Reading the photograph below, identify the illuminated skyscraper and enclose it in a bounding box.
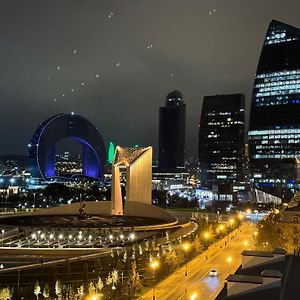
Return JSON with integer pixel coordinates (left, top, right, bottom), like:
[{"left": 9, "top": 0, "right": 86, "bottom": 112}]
[
  {"left": 198, "top": 94, "right": 245, "bottom": 187},
  {"left": 158, "top": 90, "right": 186, "bottom": 169},
  {"left": 107, "top": 142, "right": 115, "bottom": 164},
  {"left": 248, "top": 20, "right": 300, "bottom": 196}
]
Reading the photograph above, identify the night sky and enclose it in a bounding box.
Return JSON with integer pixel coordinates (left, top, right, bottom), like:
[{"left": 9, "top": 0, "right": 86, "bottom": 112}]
[{"left": 1, "top": 0, "right": 299, "bottom": 159}]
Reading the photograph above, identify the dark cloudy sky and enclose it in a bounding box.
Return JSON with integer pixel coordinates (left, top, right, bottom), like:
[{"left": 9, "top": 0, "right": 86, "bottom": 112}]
[{"left": 0, "top": 0, "right": 299, "bottom": 158}]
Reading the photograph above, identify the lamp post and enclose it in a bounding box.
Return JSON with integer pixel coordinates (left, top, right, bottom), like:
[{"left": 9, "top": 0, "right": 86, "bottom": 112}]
[
  {"left": 149, "top": 259, "right": 159, "bottom": 300},
  {"left": 227, "top": 256, "right": 232, "bottom": 273},
  {"left": 182, "top": 242, "right": 191, "bottom": 276},
  {"left": 253, "top": 230, "right": 258, "bottom": 250},
  {"left": 204, "top": 232, "right": 210, "bottom": 259}
]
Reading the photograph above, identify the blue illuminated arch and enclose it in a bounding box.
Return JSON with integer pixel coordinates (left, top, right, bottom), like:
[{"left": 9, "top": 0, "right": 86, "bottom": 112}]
[{"left": 28, "top": 113, "right": 106, "bottom": 179}]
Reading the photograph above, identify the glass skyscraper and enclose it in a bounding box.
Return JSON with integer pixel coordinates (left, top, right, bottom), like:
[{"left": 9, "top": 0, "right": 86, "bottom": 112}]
[
  {"left": 249, "top": 20, "right": 300, "bottom": 197},
  {"left": 158, "top": 90, "right": 186, "bottom": 170},
  {"left": 198, "top": 94, "right": 245, "bottom": 187}
]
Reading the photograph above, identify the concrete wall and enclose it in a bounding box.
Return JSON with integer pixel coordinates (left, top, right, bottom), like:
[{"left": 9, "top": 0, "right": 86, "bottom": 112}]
[{"left": 126, "top": 147, "right": 152, "bottom": 205}]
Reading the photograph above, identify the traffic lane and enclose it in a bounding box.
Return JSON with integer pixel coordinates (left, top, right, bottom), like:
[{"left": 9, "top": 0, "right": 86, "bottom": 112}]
[{"left": 162, "top": 225, "right": 254, "bottom": 300}]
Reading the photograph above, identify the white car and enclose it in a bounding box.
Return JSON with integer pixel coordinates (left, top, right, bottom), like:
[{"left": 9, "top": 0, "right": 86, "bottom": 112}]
[{"left": 209, "top": 269, "right": 219, "bottom": 277}]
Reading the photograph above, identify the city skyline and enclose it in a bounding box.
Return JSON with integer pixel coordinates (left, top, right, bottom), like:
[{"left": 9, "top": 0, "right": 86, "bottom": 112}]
[{"left": 0, "top": 1, "right": 300, "bottom": 158}]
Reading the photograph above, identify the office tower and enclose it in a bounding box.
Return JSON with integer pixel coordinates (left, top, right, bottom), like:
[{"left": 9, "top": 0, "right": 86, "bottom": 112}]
[
  {"left": 158, "top": 90, "right": 186, "bottom": 169},
  {"left": 248, "top": 20, "right": 300, "bottom": 197},
  {"left": 107, "top": 142, "right": 115, "bottom": 164},
  {"left": 198, "top": 94, "right": 245, "bottom": 187}
]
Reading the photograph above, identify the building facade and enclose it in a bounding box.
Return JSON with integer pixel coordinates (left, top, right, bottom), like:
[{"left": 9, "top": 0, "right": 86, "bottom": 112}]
[
  {"left": 248, "top": 20, "right": 300, "bottom": 197},
  {"left": 158, "top": 90, "right": 186, "bottom": 170},
  {"left": 28, "top": 113, "right": 106, "bottom": 179},
  {"left": 198, "top": 94, "right": 246, "bottom": 188}
]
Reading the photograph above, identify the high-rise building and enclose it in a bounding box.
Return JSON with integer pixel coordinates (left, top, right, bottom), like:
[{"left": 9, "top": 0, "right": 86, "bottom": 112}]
[
  {"left": 198, "top": 94, "right": 245, "bottom": 187},
  {"left": 248, "top": 20, "right": 300, "bottom": 197},
  {"left": 107, "top": 142, "right": 115, "bottom": 164},
  {"left": 158, "top": 90, "right": 186, "bottom": 170}
]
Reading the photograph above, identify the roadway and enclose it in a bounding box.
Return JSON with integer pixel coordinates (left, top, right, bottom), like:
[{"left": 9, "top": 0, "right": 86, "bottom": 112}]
[{"left": 139, "top": 222, "right": 255, "bottom": 300}]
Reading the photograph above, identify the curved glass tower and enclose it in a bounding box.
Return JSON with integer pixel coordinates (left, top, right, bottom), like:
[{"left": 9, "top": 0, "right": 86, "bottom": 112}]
[
  {"left": 248, "top": 20, "right": 300, "bottom": 196},
  {"left": 28, "top": 113, "right": 106, "bottom": 179}
]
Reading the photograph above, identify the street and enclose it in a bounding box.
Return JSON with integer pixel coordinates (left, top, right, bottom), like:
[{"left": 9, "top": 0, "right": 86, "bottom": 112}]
[{"left": 139, "top": 222, "right": 255, "bottom": 300}]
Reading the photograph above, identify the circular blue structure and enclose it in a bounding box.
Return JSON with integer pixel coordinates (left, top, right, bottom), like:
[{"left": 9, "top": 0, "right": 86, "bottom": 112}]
[{"left": 28, "top": 113, "right": 106, "bottom": 180}]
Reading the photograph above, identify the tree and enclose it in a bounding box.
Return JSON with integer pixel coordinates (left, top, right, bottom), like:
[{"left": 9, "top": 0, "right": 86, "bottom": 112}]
[
  {"left": 68, "top": 286, "right": 76, "bottom": 300},
  {"left": 43, "top": 283, "right": 50, "bottom": 299},
  {"left": 34, "top": 281, "right": 41, "bottom": 300},
  {"left": 106, "top": 273, "right": 113, "bottom": 286},
  {"left": 76, "top": 285, "right": 84, "bottom": 299},
  {"left": 88, "top": 282, "right": 96, "bottom": 295},
  {"left": 164, "top": 249, "right": 178, "bottom": 272},
  {"left": 111, "top": 269, "right": 119, "bottom": 286},
  {"left": 257, "top": 218, "right": 286, "bottom": 250},
  {"left": 55, "top": 280, "right": 63, "bottom": 300},
  {"left": 0, "top": 287, "right": 12, "bottom": 300},
  {"left": 96, "top": 277, "right": 104, "bottom": 294},
  {"left": 128, "top": 261, "right": 142, "bottom": 296}
]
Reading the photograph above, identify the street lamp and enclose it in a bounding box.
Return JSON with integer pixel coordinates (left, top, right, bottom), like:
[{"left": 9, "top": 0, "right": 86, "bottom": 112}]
[
  {"left": 243, "top": 240, "right": 249, "bottom": 248},
  {"left": 237, "top": 213, "right": 244, "bottom": 220},
  {"left": 190, "top": 291, "right": 198, "bottom": 300},
  {"left": 182, "top": 242, "right": 190, "bottom": 276},
  {"left": 253, "top": 230, "right": 258, "bottom": 250},
  {"left": 229, "top": 218, "right": 235, "bottom": 226},
  {"left": 227, "top": 256, "right": 232, "bottom": 273},
  {"left": 203, "top": 232, "right": 210, "bottom": 259},
  {"left": 149, "top": 259, "right": 159, "bottom": 300}
]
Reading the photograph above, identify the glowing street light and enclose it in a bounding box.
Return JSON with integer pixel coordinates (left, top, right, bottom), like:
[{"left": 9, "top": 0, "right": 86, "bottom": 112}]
[
  {"left": 190, "top": 291, "right": 198, "bottom": 300},
  {"left": 203, "top": 232, "right": 210, "bottom": 259},
  {"left": 182, "top": 242, "right": 191, "bottom": 276},
  {"left": 218, "top": 224, "right": 225, "bottom": 231},
  {"left": 227, "top": 256, "right": 232, "bottom": 273},
  {"left": 237, "top": 213, "right": 244, "bottom": 220},
  {"left": 129, "top": 233, "right": 135, "bottom": 240},
  {"left": 246, "top": 208, "right": 252, "bottom": 214},
  {"left": 243, "top": 240, "right": 249, "bottom": 248},
  {"left": 149, "top": 259, "right": 160, "bottom": 300}
]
